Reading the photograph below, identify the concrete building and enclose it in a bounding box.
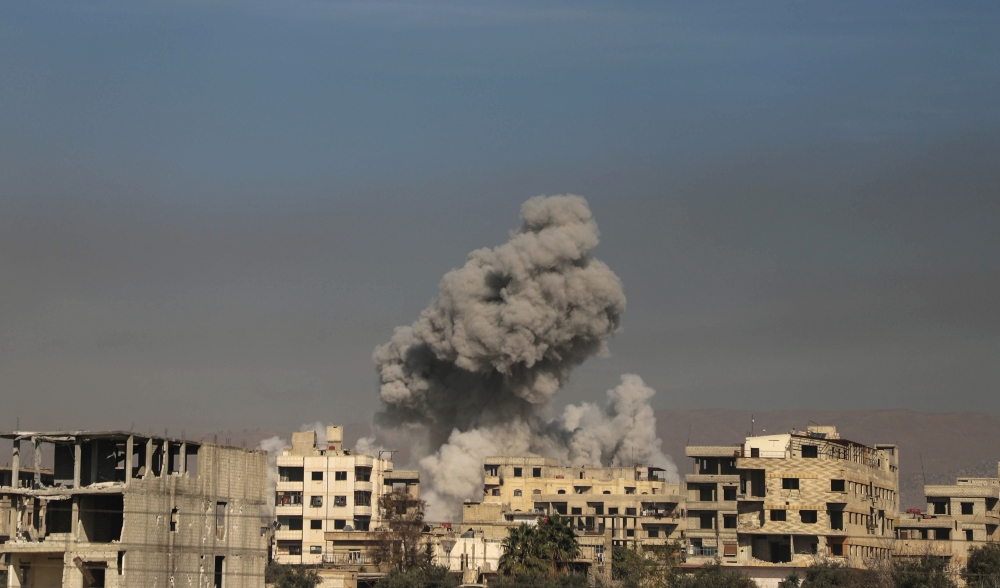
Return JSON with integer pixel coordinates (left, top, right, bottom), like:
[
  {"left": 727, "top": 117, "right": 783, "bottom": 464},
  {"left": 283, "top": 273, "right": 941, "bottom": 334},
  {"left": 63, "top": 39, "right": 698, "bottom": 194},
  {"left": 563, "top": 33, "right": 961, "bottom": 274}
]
[
  {"left": 454, "top": 456, "right": 683, "bottom": 583},
  {"left": 270, "top": 426, "right": 419, "bottom": 566},
  {"left": 0, "top": 430, "right": 268, "bottom": 588},
  {"left": 684, "top": 425, "right": 899, "bottom": 587},
  {"left": 894, "top": 464, "right": 1000, "bottom": 573}
]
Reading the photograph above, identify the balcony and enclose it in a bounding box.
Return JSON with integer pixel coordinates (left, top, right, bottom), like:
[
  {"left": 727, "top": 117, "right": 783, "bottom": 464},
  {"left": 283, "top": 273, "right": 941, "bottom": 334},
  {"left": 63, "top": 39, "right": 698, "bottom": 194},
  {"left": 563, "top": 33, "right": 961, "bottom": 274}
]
[
  {"left": 354, "top": 481, "right": 373, "bottom": 492},
  {"left": 276, "top": 504, "right": 303, "bottom": 516},
  {"left": 274, "top": 529, "right": 303, "bottom": 540},
  {"left": 686, "top": 474, "right": 740, "bottom": 484},
  {"left": 276, "top": 481, "right": 304, "bottom": 492},
  {"left": 354, "top": 505, "right": 373, "bottom": 516},
  {"left": 689, "top": 546, "right": 718, "bottom": 557},
  {"left": 484, "top": 476, "right": 500, "bottom": 486},
  {"left": 687, "top": 501, "right": 736, "bottom": 511}
]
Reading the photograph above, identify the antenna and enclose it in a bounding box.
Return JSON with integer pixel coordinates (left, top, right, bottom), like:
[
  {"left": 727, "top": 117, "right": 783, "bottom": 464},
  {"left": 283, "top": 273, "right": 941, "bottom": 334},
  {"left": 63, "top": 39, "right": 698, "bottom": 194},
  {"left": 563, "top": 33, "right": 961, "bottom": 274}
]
[
  {"left": 686, "top": 424, "right": 691, "bottom": 446},
  {"left": 750, "top": 414, "right": 754, "bottom": 436},
  {"left": 919, "top": 452, "right": 927, "bottom": 487}
]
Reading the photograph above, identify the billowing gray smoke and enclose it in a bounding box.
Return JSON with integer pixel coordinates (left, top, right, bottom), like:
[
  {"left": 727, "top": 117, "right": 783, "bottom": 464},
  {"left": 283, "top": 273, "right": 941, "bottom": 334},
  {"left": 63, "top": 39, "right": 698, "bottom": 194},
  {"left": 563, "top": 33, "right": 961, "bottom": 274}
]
[{"left": 365, "top": 195, "right": 677, "bottom": 519}]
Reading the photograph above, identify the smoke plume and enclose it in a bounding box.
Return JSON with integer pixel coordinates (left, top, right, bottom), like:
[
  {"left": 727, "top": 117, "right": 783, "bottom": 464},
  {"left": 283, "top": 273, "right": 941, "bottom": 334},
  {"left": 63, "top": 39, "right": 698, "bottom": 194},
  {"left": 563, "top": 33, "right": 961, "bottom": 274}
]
[{"left": 366, "top": 195, "right": 676, "bottom": 519}]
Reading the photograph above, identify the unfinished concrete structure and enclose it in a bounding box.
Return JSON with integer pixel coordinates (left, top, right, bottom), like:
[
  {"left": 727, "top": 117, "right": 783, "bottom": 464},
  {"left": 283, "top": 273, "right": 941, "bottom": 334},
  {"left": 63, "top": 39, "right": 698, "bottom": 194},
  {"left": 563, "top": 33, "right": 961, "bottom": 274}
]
[
  {"left": 0, "top": 431, "right": 268, "bottom": 588},
  {"left": 271, "top": 426, "right": 419, "bottom": 566},
  {"left": 894, "top": 463, "right": 1000, "bottom": 573},
  {"left": 684, "top": 425, "right": 900, "bottom": 588}
]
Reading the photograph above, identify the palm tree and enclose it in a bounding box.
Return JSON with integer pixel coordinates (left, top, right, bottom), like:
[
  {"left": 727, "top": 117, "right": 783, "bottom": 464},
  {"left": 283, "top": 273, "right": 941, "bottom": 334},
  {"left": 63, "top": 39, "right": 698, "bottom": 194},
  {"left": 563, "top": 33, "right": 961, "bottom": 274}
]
[
  {"left": 537, "top": 514, "right": 579, "bottom": 573},
  {"left": 498, "top": 515, "right": 580, "bottom": 577}
]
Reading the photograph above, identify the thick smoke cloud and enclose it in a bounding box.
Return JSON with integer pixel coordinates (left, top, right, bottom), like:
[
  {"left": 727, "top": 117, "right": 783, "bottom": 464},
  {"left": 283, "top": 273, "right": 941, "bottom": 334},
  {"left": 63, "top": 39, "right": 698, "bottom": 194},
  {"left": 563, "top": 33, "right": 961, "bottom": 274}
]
[{"left": 366, "top": 195, "right": 676, "bottom": 519}]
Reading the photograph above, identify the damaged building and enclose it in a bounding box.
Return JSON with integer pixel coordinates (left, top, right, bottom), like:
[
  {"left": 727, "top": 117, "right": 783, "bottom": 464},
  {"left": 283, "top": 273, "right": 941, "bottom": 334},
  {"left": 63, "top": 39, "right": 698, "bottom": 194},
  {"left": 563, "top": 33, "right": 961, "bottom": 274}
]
[
  {"left": 684, "top": 425, "right": 900, "bottom": 587},
  {"left": 0, "top": 431, "right": 268, "bottom": 588}
]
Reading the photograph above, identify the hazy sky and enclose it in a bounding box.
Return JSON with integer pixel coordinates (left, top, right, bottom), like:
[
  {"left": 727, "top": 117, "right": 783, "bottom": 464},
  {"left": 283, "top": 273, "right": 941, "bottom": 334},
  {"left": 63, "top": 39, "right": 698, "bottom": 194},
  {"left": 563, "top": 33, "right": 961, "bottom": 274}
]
[{"left": 1, "top": 1, "right": 998, "bottom": 435}]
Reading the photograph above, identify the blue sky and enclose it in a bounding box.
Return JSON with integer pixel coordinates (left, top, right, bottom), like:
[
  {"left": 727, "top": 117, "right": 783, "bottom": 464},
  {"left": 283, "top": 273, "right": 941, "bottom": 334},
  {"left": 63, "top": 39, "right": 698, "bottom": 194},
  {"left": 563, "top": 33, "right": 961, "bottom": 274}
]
[{"left": 1, "top": 1, "right": 998, "bottom": 433}]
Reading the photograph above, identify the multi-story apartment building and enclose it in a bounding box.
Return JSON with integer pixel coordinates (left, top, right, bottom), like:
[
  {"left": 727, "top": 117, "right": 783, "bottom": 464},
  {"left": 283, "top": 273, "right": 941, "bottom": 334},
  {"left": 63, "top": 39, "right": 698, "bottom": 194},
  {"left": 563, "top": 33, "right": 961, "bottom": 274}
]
[
  {"left": 1, "top": 430, "right": 268, "bottom": 588},
  {"left": 685, "top": 425, "right": 899, "bottom": 587},
  {"left": 895, "top": 464, "right": 1000, "bottom": 572},
  {"left": 455, "top": 456, "right": 683, "bottom": 583},
  {"left": 271, "top": 426, "right": 419, "bottom": 566}
]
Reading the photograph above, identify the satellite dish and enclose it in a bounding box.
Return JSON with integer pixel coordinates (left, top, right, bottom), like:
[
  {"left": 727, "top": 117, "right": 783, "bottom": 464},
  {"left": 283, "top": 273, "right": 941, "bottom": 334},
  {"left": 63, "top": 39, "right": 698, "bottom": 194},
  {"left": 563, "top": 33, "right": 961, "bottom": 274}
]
[{"left": 344, "top": 525, "right": 354, "bottom": 531}]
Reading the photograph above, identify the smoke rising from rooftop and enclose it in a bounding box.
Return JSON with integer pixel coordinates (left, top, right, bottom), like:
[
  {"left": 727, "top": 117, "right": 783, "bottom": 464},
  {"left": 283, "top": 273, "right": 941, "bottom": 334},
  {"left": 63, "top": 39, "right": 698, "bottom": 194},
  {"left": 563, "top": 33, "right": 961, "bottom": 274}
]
[{"left": 364, "top": 194, "right": 676, "bottom": 518}]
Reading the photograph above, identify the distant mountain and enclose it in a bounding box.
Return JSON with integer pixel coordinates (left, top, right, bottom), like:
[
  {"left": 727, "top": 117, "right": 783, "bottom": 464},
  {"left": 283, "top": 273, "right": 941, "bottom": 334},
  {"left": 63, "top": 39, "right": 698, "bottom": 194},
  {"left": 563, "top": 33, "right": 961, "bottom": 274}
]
[{"left": 655, "top": 408, "right": 1000, "bottom": 509}]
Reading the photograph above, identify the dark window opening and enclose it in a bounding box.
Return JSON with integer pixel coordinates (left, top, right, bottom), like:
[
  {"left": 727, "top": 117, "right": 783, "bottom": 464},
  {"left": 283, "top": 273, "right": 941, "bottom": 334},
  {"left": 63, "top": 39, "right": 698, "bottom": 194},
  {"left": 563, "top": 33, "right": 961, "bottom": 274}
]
[
  {"left": 801, "top": 510, "right": 817, "bottom": 523},
  {"left": 334, "top": 495, "right": 347, "bottom": 507},
  {"left": 278, "top": 516, "right": 302, "bottom": 531},
  {"left": 699, "top": 486, "right": 714, "bottom": 501},
  {"left": 699, "top": 514, "right": 714, "bottom": 529},
  {"left": 936, "top": 529, "right": 951, "bottom": 540},
  {"left": 214, "top": 555, "right": 225, "bottom": 588},
  {"left": 802, "top": 445, "right": 818, "bottom": 458},
  {"left": 355, "top": 467, "right": 371, "bottom": 482},
  {"left": 170, "top": 508, "right": 178, "bottom": 532},
  {"left": 310, "top": 519, "right": 322, "bottom": 530},
  {"left": 724, "top": 486, "right": 737, "bottom": 501},
  {"left": 648, "top": 527, "right": 659, "bottom": 538},
  {"left": 782, "top": 478, "right": 799, "bottom": 490},
  {"left": 554, "top": 503, "right": 567, "bottom": 515},
  {"left": 117, "top": 552, "right": 124, "bottom": 575},
  {"left": 354, "top": 491, "right": 372, "bottom": 506},
  {"left": 750, "top": 447, "right": 760, "bottom": 458},
  {"left": 311, "top": 471, "right": 323, "bottom": 481},
  {"left": 216, "top": 502, "right": 227, "bottom": 540},
  {"left": 334, "top": 519, "right": 346, "bottom": 530},
  {"left": 353, "top": 517, "right": 371, "bottom": 531},
  {"left": 967, "top": 530, "right": 974, "bottom": 541},
  {"left": 513, "top": 467, "right": 522, "bottom": 477},
  {"left": 962, "top": 502, "right": 974, "bottom": 515},
  {"left": 85, "top": 564, "right": 107, "bottom": 588},
  {"left": 724, "top": 515, "right": 737, "bottom": 529},
  {"left": 47, "top": 500, "right": 72, "bottom": 534},
  {"left": 185, "top": 447, "right": 199, "bottom": 478},
  {"left": 933, "top": 502, "right": 947, "bottom": 515},
  {"left": 829, "top": 510, "right": 844, "bottom": 530},
  {"left": 80, "top": 495, "right": 124, "bottom": 542},
  {"left": 831, "top": 543, "right": 843, "bottom": 556},
  {"left": 532, "top": 468, "right": 542, "bottom": 478},
  {"left": 608, "top": 507, "right": 618, "bottom": 515},
  {"left": 279, "top": 467, "right": 304, "bottom": 482},
  {"left": 571, "top": 507, "right": 582, "bottom": 515},
  {"left": 770, "top": 510, "right": 786, "bottom": 521},
  {"left": 626, "top": 508, "right": 637, "bottom": 516},
  {"left": 831, "top": 479, "right": 845, "bottom": 492},
  {"left": 335, "top": 471, "right": 347, "bottom": 481}
]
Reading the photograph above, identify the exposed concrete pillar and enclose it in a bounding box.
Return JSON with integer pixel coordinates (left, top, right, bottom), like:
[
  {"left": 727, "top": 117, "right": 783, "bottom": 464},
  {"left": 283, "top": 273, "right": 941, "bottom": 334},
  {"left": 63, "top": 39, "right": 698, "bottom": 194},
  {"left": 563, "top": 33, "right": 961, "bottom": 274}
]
[
  {"left": 39, "top": 500, "right": 47, "bottom": 538},
  {"left": 73, "top": 441, "right": 82, "bottom": 488},
  {"left": 11, "top": 439, "right": 20, "bottom": 488},
  {"left": 33, "top": 438, "right": 41, "bottom": 488},
  {"left": 71, "top": 495, "right": 79, "bottom": 540},
  {"left": 180, "top": 442, "right": 187, "bottom": 476},
  {"left": 145, "top": 438, "right": 154, "bottom": 478},
  {"left": 126, "top": 435, "right": 134, "bottom": 481},
  {"left": 161, "top": 440, "right": 169, "bottom": 475}
]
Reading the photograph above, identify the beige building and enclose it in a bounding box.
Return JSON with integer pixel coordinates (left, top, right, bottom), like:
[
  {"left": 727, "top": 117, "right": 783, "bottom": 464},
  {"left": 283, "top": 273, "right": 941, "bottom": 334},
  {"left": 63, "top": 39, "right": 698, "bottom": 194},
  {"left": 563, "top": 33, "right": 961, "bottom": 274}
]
[
  {"left": 0, "top": 430, "right": 268, "bottom": 588},
  {"left": 685, "top": 425, "right": 899, "bottom": 586},
  {"left": 895, "top": 464, "right": 1000, "bottom": 572},
  {"left": 454, "top": 456, "right": 683, "bottom": 583},
  {"left": 271, "top": 426, "right": 419, "bottom": 566}
]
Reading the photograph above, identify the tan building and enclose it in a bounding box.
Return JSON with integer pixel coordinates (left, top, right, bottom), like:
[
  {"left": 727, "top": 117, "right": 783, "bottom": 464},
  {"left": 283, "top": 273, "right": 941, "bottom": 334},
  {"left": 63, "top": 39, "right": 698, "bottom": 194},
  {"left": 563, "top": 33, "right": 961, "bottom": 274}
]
[
  {"left": 0, "top": 430, "right": 268, "bottom": 588},
  {"left": 685, "top": 425, "right": 899, "bottom": 586},
  {"left": 271, "top": 426, "right": 419, "bottom": 566},
  {"left": 894, "top": 464, "right": 1000, "bottom": 572},
  {"left": 455, "top": 456, "right": 683, "bottom": 583}
]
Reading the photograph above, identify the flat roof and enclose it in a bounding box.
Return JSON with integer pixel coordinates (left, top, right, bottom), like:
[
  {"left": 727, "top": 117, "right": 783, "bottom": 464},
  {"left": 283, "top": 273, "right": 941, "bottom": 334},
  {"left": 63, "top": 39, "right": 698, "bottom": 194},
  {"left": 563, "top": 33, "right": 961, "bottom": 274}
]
[{"left": 0, "top": 430, "right": 203, "bottom": 447}]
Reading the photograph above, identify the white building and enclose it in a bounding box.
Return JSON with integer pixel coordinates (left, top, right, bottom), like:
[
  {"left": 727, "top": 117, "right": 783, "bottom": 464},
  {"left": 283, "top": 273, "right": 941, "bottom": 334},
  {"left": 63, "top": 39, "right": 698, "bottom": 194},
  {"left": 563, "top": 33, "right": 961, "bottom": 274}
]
[{"left": 272, "top": 426, "right": 419, "bottom": 565}]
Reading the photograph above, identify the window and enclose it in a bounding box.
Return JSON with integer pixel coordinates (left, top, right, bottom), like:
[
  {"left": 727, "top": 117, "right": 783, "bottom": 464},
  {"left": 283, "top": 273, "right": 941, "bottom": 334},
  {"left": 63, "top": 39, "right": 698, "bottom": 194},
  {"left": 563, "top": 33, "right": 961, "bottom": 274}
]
[
  {"left": 170, "top": 508, "right": 178, "bottom": 532},
  {"left": 626, "top": 529, "right": 634, "bottom": 537},
  {"left": 310, "top": 496, "right": 323, "bottom": 508},
  {"left": 216, "top": 502, "right": 227, "bottom": 540},
  {"left": 648, "top": 527, "right": 659, "bottom": 538},
  {"left": 514, "top": 490, "right": 522, "bottom": 497},
  {"left": 967, "top": 530, "right": 974, "bottom": 541},
  {"left": 309, "top": 546, "right": 322, "bottom": 554},
  {"left": 334, "top": 495, "right": 347, "bottom": 507},
  {"left": 310, "top": 520, "right": 322, "bottom": 530},
  {"left": 723, "top": 542, "right": 738, "bottom": 556},
  {"left": 492, "top": 489, "right": 500, "bottom": 496},
  {"left": 533, "top": 468, "right": 542, "bottom": 478},
  {"left": 933, "top": 502, "right": 947, "bottom": 515},
  {"left": 802, "top": 445, "right": 818, "bottom": 458},
  {"left": 334, "top": 519, "right": 346, "bottom": 530},
  {"left": 800, "top": 510, "right": 817, "bottom": 524},
  {"left": 354, "top": 491, "right": 372, "bottom": 506},
  {"left": 355, "top": 467, "right": 371, "bottom": 482},
  {"left": 962, "top": 502, "right": 974, "bottom": 515},
  {"left": 750, "top": 447, "right": 760, "bottom": 458},
  {"left": 572, "top": 507, "right": 582, "bottom": 515},
  {"left": 770, "top": 510, "right": 786, "bottom": 521},
  {"left": 608, "top": 507, "right": 619, "bottom": 515},
  {"left": 513, "top": 468, "right": 522, "bottom": 477},
  {"left": 936, "top": 529, "right": 951, "bottom": 540},
  {"left": 782, "top": 478, "right": 799, "bottom": 490},
  {"left": 485, "top": 465, "right": 499, "bottom": 477},
  {"left": 311, "top": 471, "right": 323, "bottom": 481},
  {"left": 554, "top": 503, "right": 567, "bottom": 515},
  {"left": 279, "top": 467, "right": 304, "bottom": 482},
  {"left": 724, "top": 487, "right": 737, "bottom": 501},
  {"left": 625, "top": 487, "right": 636, "bottom": 495},
  {"left": 214, "top": 556, "right": 225, "bottom": 588},
  {"left": 831, "top": 543, "right": 843, "bottom": 556},
  {"left": 699, "top": 487, "right": 714, "bottom": 501},
  {"left": 724, "top": 515, "right": 737, "bottom": 529},
  {"left": 335, "top": 471, "right": 347, "bottom": 481},
  {"left": 829, "top": 510, "right": 844, "bottom": 530},
  {"left": 831, "top": 479, "right": 845, "bottom": 492},
  {"left": 626, "top": 508, "right": 637, "bottom": 516},
  {"left": 699, "top": 514, "right": 714, "bottom": 529},
  {"left": 279, "top": 516, "right": 302, "bottom": 531},
  {"left": 557, "top": 489, "right": 566, "bottom": 494}
]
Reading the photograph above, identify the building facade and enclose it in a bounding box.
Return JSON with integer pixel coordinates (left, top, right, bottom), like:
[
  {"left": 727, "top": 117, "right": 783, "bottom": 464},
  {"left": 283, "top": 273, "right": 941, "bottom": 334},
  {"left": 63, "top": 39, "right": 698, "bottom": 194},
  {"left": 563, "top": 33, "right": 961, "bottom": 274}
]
[
  {"left": 271, "top": 426, "right": 419, "bottom": 566},
  {"left": 684, "top": 425, "right": 900, "bottom": 586},
  {"left": 895, "top": 464, "right": 1000, "bottom": 573},
  {"left": 0, "top": 430, "right": 268, "bottom": 588}
]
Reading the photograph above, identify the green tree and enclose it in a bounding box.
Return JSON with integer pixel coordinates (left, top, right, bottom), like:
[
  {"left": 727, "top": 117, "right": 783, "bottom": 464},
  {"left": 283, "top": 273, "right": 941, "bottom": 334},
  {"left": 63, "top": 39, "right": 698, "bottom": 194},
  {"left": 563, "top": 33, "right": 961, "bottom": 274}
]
[
  {"left": 894, "top": 556, "right": 956, "bottom": 588},
  {"left": 798, "top": 562, "right": 872, "bottom": 588},
  {"left": 965, "top": 543, "right": 1000, "bottom": 588},
  {"left": 264, "top": 562, "right": 321, "bottom": 588},
  {"left": 497, "top": 515, "right": 580, "bottom": 577},
  {"left": 671, "top": 563, "right": 758, "bottom": 588},
  {"left": 777, "top": 575, "right": 801, "bottom": 588},
  {"left": 611, "top": 543, "right": 684, "bottom": 588},
  {"left": 378, "top": 564, "right": 459, "bottom": 588},
  {"left": 372, "top": 489, "right": 432, "bottom": 572}
]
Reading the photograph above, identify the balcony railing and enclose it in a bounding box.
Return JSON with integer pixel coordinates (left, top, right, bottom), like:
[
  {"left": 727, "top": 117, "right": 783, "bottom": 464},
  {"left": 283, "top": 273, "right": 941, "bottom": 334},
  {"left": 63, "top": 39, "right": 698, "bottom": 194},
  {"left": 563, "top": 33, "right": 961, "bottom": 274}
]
[
  {"left": 690, "top": 546, "right": 718, "bottom": 557},
  {"left": 322, "top": 554, "right": 376, "bottom": 565}
]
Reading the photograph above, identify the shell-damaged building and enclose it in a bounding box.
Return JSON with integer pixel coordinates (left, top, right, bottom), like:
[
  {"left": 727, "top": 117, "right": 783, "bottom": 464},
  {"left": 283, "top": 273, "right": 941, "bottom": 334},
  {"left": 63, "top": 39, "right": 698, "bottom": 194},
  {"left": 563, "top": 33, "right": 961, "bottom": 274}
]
[{"left": 0, "top": 430, "right": 268, "bottom": 588}]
